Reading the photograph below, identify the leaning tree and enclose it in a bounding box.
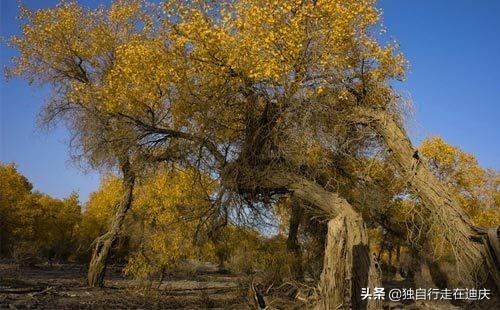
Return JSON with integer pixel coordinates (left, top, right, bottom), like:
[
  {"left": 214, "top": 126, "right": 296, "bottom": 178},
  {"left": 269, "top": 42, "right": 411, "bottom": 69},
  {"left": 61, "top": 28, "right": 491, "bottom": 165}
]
[{"left": 7, "top": 0, "right": 498, "bottom": 308}]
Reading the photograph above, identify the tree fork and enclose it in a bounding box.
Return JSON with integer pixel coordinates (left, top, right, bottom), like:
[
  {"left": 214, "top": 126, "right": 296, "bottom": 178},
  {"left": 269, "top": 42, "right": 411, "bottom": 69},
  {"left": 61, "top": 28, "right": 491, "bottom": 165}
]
[{"left": 87, "top": 157, "right": 135, "bottom": 288}]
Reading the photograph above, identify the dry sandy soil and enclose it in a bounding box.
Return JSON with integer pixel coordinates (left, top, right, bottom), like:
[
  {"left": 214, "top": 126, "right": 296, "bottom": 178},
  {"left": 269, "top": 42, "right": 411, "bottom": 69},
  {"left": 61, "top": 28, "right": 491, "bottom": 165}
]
[
  {"left": 0, "top": 262, "right": 498, "bottom": 309},
  {"left": 0, "top": 262, "right": 250, "bottom": 309}
]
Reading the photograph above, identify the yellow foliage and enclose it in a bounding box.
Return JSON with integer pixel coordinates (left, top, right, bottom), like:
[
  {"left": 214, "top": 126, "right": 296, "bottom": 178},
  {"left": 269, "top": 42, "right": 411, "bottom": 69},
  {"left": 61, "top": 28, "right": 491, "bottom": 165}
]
[
  {"left": 77, "top": 175, "right": 122, "bottom": 256},
  {"left": 124, "top": 168, "right": 216, "bottom": 279},
  {"left": 0, "top": 163, "right": 81, "bottom": 260},
  {"left": 7, "top": 0, "right": 407, "bottom": 147},
  {"left": 419, "top": 136, "right": 499, "bottom": 226}
]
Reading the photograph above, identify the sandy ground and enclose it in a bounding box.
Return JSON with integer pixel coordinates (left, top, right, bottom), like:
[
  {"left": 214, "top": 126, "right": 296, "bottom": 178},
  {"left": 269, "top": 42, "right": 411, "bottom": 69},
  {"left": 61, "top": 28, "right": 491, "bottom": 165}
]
[
  {"left": 0, "top": 262, "right": 249, "bottom": 309},
  {"left": 1, "top": 262, "right": 498, "bottom": 309}
]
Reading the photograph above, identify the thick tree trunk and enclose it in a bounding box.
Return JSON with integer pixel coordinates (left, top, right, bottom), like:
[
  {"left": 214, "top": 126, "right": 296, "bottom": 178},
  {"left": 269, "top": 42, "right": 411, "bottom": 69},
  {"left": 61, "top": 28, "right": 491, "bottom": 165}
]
[
  {"left": 413, "top": 253, "right": 449, "bottom": 290},
  {"left": 414, "top": 260, "right": 437, "bottom": 289},
  {"left": 356, "top": 108, "right": 491, "bottom": 287},
  {"left": 287, "top": 199, "right": 304, "bottom": 280},
  {"left": 87, "top": 158, "right": 135, "bottom": 288},
  {"left": 226, "top": 169, "right": 381, "bottom": 309},
  {"left": 316, "top": 213, "right": 382, "bottom": 310}
]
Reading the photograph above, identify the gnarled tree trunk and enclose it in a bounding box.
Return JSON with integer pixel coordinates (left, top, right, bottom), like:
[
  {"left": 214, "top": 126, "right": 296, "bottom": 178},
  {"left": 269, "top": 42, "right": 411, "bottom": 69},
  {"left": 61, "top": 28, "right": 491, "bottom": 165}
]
[
  {"left": 356, "top": 108, "right": 493, "bottom": 288},
  {"left": 291, "top": 184, "right": 382, "bottom": 309},
  {"left": 226, "top": 168, "right": 382, "bottom": 309},
  {"left": 317, "top": 212, "right": 382, "bottom": 310},
  {"left": 87, "top": 157, "right": 135, "bottom": 287}
]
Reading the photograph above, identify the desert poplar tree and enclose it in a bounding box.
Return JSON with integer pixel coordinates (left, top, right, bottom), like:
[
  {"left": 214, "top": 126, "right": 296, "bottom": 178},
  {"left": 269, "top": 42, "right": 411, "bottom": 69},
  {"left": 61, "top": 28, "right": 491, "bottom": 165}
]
[{"left": 7, "top": 0, "right": 498, "bottom": 307}]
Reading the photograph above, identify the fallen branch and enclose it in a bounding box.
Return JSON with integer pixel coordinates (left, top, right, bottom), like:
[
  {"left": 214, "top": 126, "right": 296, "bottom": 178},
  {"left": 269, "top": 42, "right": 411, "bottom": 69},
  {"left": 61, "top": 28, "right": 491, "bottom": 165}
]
[{"left": 28, "top": 286, "right": 54, "bottom": 297}]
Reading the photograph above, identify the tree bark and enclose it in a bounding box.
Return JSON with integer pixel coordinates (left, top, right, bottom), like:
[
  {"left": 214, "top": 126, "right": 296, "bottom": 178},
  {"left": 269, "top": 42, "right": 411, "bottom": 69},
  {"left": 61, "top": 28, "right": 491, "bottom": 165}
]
[
  {"left": 316, "top": 213, "right": 382, "bottom": 310},
  {"left": 87, "top": 157, "right": 135, "bottom": 288},
  {"left": 225, "top": 169, "right": 382, "bottom": 309},
  {"left": 414, "top": 260, "right": 437, "bottom": 289},
  {"left": 286, "top": 198, "right": 304, "bottom": 280},
  {"left": 356, "top": 108, "right": 491, "bottom": 287}
]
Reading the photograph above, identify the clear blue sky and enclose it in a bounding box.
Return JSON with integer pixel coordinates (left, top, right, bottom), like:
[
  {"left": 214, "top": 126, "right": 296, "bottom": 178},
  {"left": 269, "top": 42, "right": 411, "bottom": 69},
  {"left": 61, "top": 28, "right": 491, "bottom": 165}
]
[{"left": 1, "top": 0, "right": 499, "bottom": 203}]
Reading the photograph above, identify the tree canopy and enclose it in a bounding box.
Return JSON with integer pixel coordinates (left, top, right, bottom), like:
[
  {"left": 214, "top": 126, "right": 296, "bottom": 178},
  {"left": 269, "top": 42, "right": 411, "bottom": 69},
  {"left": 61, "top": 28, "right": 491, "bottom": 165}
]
[{"left": 6, "top": 0, "right": 499, "bottom": 307}]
